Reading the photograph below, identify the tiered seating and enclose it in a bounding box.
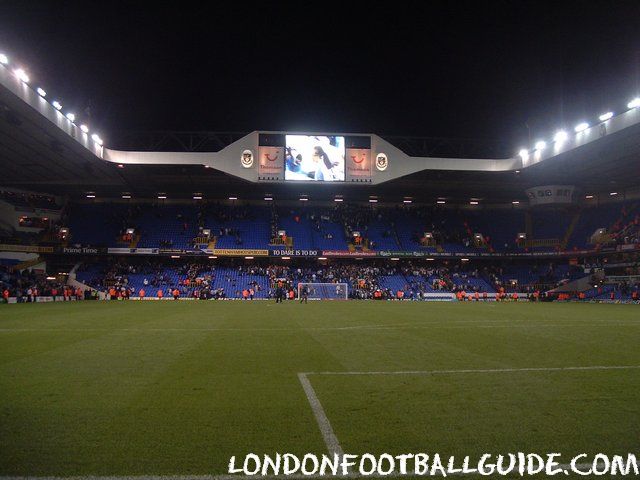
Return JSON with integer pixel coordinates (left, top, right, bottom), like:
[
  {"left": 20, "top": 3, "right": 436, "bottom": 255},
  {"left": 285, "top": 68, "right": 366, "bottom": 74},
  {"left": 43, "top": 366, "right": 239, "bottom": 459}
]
[
  {"left": 278, "top": 209, "right": 313, "bottom": 249},
  {"left": 403, "top": 274, "right": 435, "bottom": 292},
  {"left": 68, "top": 203, "right": 134, "bottom": 247},
  {"left": 567, "top": 203, "right": 624, "bottom": 249},
  {"left": 78, "top": 266, "right": 271, "bottom": 299},
  {"left": 530, "top": 209, "right": 570, "bottom": 240},
  {"left": 366, "top": 217, "right": 400, "bottom": 250},
  {"left": 394, "top": 211, "right": 427, "bottom": 250},
  {"left": 65, "top": 201, "right": 636, "bottom": 253},
  {"left": 137, "top": 205, "right": 198, "bottom": 250},
  {"left": 378, "top": 274, "right": 407, "bottom": 292},
  {"left": 207, "top": 268, "right": 270, "bottom": 298},
  {"left": 206, "top": 206, "right": 270, "bottom": 249},
  {"left": 499, "top": 266, "right": 539, "bottom": 286},
  {"left": 464, "top": 210, "right": 525, "bottom": 252},
  {"left": 310, "top": 215, "right": 347, "bottom": 250},
  {"left": 450, "top": 275, "right": 494, "bottom": 292}
]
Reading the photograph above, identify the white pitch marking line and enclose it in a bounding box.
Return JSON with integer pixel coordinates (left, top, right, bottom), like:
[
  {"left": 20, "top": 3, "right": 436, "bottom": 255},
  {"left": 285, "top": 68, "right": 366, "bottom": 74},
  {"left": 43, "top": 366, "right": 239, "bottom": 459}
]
[
  {"left": 297, "top": 373, "right": 344, "bottom": 458},
  {"left": 1, "top": 322, "right": 639, "bottom": 333},
  {"left": 304, "top": 364, "right": 640, "bottom": 376}
]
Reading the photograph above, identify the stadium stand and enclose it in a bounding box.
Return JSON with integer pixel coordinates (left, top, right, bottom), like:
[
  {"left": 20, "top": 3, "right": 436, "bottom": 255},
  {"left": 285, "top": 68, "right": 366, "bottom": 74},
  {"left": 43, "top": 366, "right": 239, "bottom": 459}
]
[{"left": 14, "top": 200, "right": 640, "bottom": 255}]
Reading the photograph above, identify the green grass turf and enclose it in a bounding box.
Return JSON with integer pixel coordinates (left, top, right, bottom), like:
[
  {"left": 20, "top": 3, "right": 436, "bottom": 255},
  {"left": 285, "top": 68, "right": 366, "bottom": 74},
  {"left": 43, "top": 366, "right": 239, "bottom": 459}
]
[{"left": 0, "top": 301, "right": 639, "bottom": 477}]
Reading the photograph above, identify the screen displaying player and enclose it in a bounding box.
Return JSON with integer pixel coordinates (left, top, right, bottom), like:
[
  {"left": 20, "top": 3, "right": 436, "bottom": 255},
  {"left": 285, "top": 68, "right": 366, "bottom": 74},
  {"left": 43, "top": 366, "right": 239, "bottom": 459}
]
[{"left": 285, "top": 135, "right": 345, "bottom": 182}]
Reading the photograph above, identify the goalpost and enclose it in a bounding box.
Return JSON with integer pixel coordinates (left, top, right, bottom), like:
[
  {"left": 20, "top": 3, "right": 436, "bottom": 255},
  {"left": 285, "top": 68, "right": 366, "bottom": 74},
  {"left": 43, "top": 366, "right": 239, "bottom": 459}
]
[{"left": 297, "top": 282, "right": 349, "bottom": 300}]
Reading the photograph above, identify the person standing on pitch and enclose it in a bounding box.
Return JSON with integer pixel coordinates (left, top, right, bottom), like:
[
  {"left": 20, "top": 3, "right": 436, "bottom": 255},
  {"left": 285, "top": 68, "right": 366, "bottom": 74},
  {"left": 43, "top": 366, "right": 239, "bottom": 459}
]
[{"left": 300, "top": 284, "right": 308, "bottom": 304}]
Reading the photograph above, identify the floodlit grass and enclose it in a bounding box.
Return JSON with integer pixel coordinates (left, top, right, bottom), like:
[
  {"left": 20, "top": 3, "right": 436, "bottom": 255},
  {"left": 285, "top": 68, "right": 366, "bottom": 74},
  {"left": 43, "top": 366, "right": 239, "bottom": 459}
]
[{"left": 0, "top": 301, "right": 639, "bottom": 477}]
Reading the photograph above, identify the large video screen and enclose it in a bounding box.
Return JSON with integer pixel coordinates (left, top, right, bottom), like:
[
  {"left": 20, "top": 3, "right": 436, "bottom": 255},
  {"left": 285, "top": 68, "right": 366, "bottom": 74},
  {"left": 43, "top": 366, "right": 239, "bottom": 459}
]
[{"left": 285, "top": 135, "right": 345, "bottom": 182}]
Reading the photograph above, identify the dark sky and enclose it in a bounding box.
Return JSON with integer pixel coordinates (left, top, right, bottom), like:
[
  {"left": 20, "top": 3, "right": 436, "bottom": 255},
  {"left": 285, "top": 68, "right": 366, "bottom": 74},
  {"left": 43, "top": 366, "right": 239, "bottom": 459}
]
[{"left": 1, "top": 1, "right": 639, "bottom": 151}]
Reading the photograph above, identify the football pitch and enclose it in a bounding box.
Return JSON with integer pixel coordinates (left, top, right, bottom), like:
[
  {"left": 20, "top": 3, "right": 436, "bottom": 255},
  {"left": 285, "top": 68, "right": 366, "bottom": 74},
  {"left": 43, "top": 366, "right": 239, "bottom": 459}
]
[{"left": 0, "top": 301, "right": 639, "bottom": 478}]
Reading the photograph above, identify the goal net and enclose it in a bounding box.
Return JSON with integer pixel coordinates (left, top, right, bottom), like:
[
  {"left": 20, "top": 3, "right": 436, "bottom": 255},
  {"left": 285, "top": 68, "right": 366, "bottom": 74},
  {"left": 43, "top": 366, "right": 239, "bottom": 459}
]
[{"left": 297, "top": 282, "right": 349, "bottom": 300}]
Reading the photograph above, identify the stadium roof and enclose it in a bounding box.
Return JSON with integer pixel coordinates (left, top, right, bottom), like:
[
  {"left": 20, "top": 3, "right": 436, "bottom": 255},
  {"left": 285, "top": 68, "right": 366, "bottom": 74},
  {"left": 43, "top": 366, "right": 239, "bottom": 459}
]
[{"left": 1, "top": 61, "right": 640, "bottom": 204}]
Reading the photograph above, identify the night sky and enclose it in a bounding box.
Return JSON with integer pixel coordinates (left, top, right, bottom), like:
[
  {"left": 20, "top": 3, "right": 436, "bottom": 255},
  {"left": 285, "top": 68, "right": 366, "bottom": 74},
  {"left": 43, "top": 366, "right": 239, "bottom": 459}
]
[{"left": 1, "top": 1, "right": 639, "bottom": 151}]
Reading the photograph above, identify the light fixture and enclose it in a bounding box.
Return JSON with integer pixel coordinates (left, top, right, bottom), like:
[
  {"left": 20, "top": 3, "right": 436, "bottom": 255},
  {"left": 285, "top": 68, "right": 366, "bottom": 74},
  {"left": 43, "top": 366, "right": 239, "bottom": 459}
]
[
  {"left": 208, "top": 256, "right": 218, "bottom": 259},
  {"left": 91, "top": 134, "right": 103, "bottom": 145},
  {"left": 264, "top": 196, "right": 273, "bottom": 201},
  {"left": 628, "top": 98, "right": 640, "bottom": 109},
  {"left": 0, "top": 53, "right": 8, "bottom": 64},
  {"left": 599, "top": 112, "right": 613, "bottom": 122},
  {"left": 122, "top": 194, "right": 131, "bottom": 199},
  {"left": 281, "top": 257, "right": 291, "bottom": 260},
  {"left": 470, "top": 201, "right": 479, "bottom": 205},
  {"left": 437, "top": 200, "right": 446, "bottom": 204},
  {"left": 512, "top": 201, "right": 520, "bottom": 205},
  {"left": 403, "top": 199, "right": 412, "bottom": 204},
  {"left": 318, "top": 257, "right": 328, "bottom": 260},
  {"left": 610, "top": 192, "right": 618, "bottom": 196},
  {"left": 228, "top": 196, "right": 237, "bottom": 200},
  {"left": 65, "top": 112, "right": 75, "bottom": 122},
  {"left": 535, "top": 140, "right": 546, "bottom": 151},
  {"left": 36, "top": 87, "right": 46, "bottom": 97},
  {"left": 13, "top": 68, "right": 29, "bottom": 83},
  {"left": 244, "top": 256, "right": 254, "bottom": 259},
  {"left": 52, "top": 101, "right": 62, "bottom": 110},
  {"left": 585, "top": 195, "right": 594, "bottom": 199},
  {"left": 300, "top": 197, "right": 308, "bottom": 201},
  {"left": 157, "top": 195, "right": 167, "bottom": 199},
  {"left": 574, "top": 122, "right": 589, "bottom": 133},
  {"left": 553, "top": 130, "right": 568, "bottom": 143},
  {"left": 334, "top": 198, "right": 343, "bottom": 202},
  {"left": 369, "top": 199, "right": 378, "bottom": 203},
  {"left": 80, "top": 124, "right": 89, "bottom": 133},
  {"left": 518, "top": 149, "right": 529, "bottom": 161},
  {"left": 86, "top": 194, "right": 95, "bottom": 198},
  {"left": 171, "top": 255, "right": 180, "bottom": 259},
  {"left": 193, "top": 195, "right": 203, "bottom": 200}
]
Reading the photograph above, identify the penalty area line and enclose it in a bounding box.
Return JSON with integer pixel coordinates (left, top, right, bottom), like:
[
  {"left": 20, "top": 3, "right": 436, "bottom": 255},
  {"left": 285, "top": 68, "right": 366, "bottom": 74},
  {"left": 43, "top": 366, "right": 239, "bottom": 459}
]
[
  {"left": 297, "top": 373, "right": 345, "bottom": 458},
  {"left": 303, "top": 364, "right": 640, "bottom": 376}
]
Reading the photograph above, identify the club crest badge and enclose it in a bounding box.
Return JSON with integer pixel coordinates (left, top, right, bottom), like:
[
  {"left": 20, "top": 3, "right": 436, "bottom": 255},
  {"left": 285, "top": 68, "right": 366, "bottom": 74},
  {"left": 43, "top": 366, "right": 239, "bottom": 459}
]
[
  {"left": 241, "top": 149, "right": 254, "bottom": 168},
  {"left": 375, "top": 153, "right": 388, "bottom": 171}
]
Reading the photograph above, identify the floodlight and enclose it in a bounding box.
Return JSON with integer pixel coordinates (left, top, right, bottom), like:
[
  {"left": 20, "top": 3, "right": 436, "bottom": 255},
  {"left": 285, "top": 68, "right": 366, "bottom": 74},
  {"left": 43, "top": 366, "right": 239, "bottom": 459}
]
[
  {"left": 553, "top": 130, "right": 568, "bottom": 143},
  {"left": 518, "top": 149, "right": 529, "bottom": 161},
  {"left": 627, "top": 98, "right": 640, "bottom": 109},
  {"left": 14, "top": 68, "right": 29, "bottom": 83}
]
